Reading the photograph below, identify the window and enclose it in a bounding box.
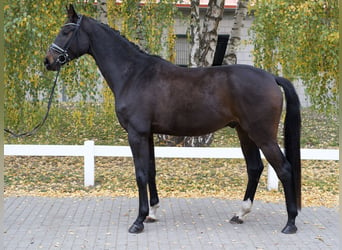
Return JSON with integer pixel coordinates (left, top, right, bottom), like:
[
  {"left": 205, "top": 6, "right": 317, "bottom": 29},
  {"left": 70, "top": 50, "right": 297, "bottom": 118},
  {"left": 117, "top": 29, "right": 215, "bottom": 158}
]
[{"left": 175, "top": 35, "right": 189, "bottom": 67}]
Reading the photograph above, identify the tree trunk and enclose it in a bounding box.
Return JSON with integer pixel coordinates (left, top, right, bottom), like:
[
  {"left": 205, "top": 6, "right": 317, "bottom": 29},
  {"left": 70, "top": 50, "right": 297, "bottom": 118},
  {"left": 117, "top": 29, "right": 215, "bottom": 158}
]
[
  {"left": 199, "top": 0, "right": 225, "bottom": 67},
  {"left": 189, "top": 0, "right": 201, "bottom": 67},
  {"left": 135, "top": 8, "right": 149, "bottom": 53},
  {"left": 223, "top": 0, "right": 248, "bottom": 65},
  {"left": 97, "top": 0, "right": 108, "bottom": 24}
]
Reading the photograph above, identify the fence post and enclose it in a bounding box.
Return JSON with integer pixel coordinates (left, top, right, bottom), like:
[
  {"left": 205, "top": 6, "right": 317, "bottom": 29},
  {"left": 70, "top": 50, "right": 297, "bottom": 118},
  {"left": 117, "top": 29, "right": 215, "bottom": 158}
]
[
  {"left": 267, "top": 164, "right": 278, "bottom": 190},
  {"left": 84, "top": 140, "right": 95, "bottom": 187}
]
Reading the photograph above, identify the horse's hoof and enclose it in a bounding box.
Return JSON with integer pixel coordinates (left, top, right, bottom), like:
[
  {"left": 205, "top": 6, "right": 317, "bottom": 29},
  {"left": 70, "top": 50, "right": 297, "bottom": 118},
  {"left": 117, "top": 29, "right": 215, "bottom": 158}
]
[
  {"left": 145, "top": 216, "right": 157, "bottom": 223},
  {"left": 128, "top": 223, "right": 144, "bottom": 234},
  {"left": 230, "top": 215, "right": 244, "bottom": 224},
  {"left": 281, "top": 224, "right": 297, "bottom": 234}
]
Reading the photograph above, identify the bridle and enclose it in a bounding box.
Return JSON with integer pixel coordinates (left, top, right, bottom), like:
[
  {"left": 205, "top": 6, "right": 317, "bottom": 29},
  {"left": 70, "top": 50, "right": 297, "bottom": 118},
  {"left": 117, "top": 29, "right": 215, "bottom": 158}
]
[
  {"left": 49, "top": 15, "right": 83, "bottom": 66},
  {"left": 4, "top": 15, "right": 83, "bottom": 138}
]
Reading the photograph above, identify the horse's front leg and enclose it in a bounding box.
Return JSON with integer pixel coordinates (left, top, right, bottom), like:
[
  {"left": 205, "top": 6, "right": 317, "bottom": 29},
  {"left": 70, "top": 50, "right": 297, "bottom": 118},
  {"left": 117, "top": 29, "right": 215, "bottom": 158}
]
[
  {"left": 127, "top": 132, "right": 151, "bottom": 234},
  {"left": 145, "top": 134, "right": 160, "bottom": 223}
]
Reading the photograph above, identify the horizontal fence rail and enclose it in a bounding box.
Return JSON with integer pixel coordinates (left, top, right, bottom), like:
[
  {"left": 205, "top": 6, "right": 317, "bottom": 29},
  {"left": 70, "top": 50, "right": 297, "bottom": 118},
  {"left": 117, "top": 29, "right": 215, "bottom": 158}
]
[{"left": 4, "top": 140, "right": 339, "bottom": 189}]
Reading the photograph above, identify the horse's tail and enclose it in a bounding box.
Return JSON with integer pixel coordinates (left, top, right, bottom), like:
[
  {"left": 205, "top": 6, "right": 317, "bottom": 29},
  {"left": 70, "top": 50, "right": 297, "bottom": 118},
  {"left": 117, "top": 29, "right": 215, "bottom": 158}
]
[{"left": 275, "top": 76, "right": 302, "bottom": 210}]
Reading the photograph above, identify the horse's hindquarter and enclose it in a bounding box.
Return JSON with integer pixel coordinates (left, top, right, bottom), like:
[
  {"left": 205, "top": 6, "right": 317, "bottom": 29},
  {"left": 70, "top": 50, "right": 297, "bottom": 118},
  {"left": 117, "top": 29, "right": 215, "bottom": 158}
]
[{"left": 222, "top": 65, "right": 284, "bottom": 138}]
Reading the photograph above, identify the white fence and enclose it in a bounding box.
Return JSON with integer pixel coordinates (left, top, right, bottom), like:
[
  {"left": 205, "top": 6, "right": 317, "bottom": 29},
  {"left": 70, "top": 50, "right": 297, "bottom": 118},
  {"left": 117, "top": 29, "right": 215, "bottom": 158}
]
[{"left": 4, "top": 140, "right": 339, "bottom": 190}]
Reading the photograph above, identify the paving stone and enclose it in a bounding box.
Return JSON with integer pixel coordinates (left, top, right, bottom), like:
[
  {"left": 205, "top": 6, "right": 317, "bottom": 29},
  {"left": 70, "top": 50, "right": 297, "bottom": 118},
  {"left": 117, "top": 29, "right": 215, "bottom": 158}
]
[{"left": 4, "top": 197, "right": 339, "bottom": 249}]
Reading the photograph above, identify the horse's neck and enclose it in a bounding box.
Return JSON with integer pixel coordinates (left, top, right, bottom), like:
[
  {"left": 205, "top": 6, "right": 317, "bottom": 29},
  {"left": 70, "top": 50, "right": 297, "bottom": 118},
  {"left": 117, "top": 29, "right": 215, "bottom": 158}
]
[{"left": 86, "top": 20, "right": 144, "bottom": 96}]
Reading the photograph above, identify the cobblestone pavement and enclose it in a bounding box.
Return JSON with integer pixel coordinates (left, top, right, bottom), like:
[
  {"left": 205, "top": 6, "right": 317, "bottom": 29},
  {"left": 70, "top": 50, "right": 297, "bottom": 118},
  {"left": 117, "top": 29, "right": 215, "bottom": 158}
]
[{"left": 4, "top": 196, "right": 339, "bottom": 249}]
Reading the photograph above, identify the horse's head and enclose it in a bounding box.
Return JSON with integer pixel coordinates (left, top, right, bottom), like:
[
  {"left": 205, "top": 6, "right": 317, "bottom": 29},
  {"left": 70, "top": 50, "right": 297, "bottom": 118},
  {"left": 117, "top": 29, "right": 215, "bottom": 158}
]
[{"left": 44, "top": 4, "right": 89, "bottom": 71}]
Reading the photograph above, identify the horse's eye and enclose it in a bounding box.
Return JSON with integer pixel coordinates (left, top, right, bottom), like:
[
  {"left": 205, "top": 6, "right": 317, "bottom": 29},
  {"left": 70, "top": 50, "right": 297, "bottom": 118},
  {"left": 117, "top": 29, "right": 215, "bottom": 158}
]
[
  {"left": 62, "top": 30, "right": 70, "bottom": 36},
  {"left": 62, "top": 27, "right": 74, "bottom": 36}
]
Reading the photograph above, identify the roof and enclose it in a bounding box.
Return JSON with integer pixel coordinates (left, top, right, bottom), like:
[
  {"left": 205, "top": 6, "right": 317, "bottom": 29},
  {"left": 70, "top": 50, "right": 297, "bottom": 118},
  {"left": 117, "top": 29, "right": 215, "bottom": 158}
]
[{"left": 93, "top": 0, "right": 238, "bottom": 9}]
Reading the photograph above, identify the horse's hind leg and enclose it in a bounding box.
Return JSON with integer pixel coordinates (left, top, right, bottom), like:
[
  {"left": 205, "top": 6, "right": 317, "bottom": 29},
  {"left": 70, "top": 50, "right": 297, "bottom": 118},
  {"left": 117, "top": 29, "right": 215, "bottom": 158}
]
[
  {"left": 258, "top": 141, "right": 298, "bottom": 234},
  {"left": 145, "top": 135, "right": 160, "bottom": 223},
  {"left": 230, "top": 126, "right": 264, "bottom": 224}
]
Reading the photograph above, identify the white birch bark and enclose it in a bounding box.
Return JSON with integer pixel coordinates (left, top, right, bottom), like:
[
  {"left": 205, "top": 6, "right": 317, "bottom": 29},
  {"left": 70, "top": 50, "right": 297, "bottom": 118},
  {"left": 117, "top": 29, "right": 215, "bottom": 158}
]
[
  {"left": 223, "top": 0, "right": 249, "bottom": 65},
  {"left": 189, "top": 0, "right": 201, "bottom": 67},
  {"left": 97, "top": 0, "right": 108, "bottom": 24},
  {"left": 199, "top": 0, "right": 225, "bottom": 67}
]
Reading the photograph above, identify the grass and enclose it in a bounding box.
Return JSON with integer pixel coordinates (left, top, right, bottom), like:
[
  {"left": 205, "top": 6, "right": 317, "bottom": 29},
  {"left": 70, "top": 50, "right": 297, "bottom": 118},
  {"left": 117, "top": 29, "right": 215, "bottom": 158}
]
[{"left": 4, "top": 104, "right": 339, "bottom": 207}]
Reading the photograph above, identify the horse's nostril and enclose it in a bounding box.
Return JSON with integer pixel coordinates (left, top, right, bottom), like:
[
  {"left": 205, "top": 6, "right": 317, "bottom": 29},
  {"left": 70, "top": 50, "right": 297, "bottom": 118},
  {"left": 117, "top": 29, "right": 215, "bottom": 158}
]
[
  {"left": 44, "top": 58, "right": 51, "bottom": 67},
  {"left": 44, "top": 57, "right": 52, "bottom": 70}
]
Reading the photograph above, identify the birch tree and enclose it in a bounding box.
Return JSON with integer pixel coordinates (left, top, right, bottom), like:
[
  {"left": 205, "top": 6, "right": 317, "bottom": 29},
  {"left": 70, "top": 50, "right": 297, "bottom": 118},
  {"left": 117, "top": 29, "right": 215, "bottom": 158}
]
[
  {"left": 250, "top": 0, "right": 338, "bottom": 113},
  {"left": 97, "top": 0, "right": 108, "bottom": 24},
  {"left": 189, "top": 0, "right": 225, "bottom": 68},
  {"left": 4, "top": 1, "right": 99, "bottom": 131},
  {"left": 223, "top": 0, "right": 248, "bottom": 65},
  {"left": 199, "top": 0, "right": 225, "bottom": 67},
  {"left": 189, "top": 0, "right": 201, "bottom": 67},
  {"left": 107, "top": 0, "right": 177, "bottom": 59}
]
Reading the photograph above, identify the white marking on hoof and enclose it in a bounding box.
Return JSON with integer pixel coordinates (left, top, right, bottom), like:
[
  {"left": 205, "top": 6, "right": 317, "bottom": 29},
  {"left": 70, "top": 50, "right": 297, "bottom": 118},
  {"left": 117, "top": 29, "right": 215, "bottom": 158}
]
[
  {"left": 236, "top": 198, "right": 252, "bottom": 219},
  {"left": 146, "top": 204, "right": 160, "bottom": 222}
]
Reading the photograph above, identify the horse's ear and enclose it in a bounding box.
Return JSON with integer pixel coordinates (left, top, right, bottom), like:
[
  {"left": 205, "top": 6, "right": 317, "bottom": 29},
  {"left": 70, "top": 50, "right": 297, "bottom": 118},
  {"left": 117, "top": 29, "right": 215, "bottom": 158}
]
[{"left": 66, "top": 4, "right": 78, "bottom": 22}]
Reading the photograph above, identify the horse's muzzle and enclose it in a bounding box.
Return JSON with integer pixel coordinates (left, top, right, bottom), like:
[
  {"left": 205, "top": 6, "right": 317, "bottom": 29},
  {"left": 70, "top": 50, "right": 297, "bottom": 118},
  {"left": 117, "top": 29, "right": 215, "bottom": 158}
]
[{"left": 44, "top": 56, "right": 60, "bottom": 71}]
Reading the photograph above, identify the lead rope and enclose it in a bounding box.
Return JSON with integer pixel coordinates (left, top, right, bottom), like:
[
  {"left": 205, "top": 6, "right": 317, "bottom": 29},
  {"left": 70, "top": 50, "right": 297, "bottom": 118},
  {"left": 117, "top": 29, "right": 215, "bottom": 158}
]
[
  {"left": 5, "top": 15, "right": 83, "bottom": 138},
  {"left": 4, "top": 68, "right": 61, "bottom": 138}
]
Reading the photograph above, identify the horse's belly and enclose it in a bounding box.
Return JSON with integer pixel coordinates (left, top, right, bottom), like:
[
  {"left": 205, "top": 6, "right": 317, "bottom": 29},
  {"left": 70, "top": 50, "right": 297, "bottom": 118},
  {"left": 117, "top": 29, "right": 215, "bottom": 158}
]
[
  {"left": 150, "top": 91, "right": 235, "bottom": 136},
  {"left": 151, "top": 114, "right": 233, "bottom": 136}
]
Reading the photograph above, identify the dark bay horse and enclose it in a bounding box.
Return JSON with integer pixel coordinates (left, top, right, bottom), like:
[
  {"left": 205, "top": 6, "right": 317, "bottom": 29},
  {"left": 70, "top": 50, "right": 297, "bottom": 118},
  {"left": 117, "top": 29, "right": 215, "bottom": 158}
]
[{"left": 45, "top": 5, "right": 301, "bottom": 234}]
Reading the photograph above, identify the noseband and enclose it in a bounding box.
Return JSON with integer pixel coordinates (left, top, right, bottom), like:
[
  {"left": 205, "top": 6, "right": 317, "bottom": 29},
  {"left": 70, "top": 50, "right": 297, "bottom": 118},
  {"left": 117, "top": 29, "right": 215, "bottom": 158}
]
[{"left": 49, "top": 15, "right": 83, "bottom": 65}]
